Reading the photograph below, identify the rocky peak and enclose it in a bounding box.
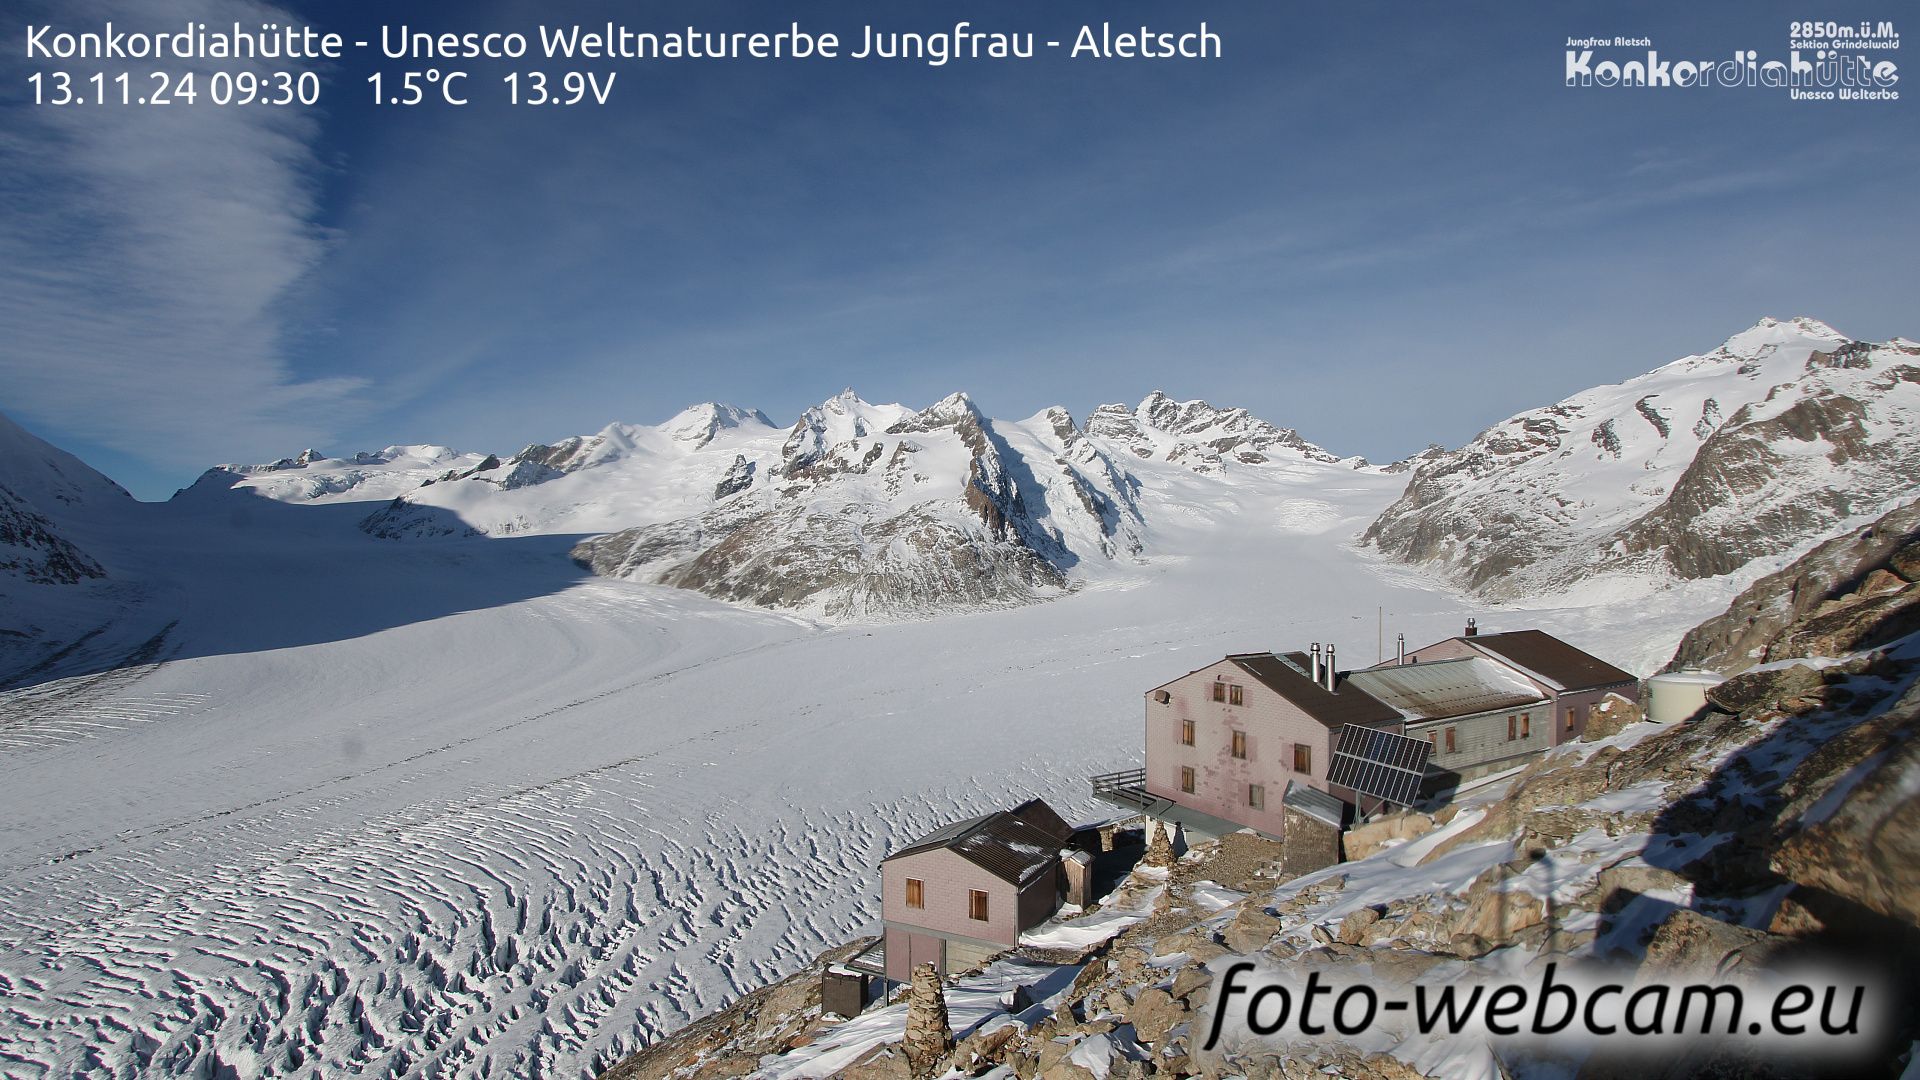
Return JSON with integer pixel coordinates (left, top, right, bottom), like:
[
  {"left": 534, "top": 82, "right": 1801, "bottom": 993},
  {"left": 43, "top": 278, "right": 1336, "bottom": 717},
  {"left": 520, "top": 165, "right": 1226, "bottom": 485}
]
[
  {"left": 658, "top": 403, "right": 773, "bottom": 449},
  {"left": 1364, "top": 318, "right": 1920, "bottom": 601}
]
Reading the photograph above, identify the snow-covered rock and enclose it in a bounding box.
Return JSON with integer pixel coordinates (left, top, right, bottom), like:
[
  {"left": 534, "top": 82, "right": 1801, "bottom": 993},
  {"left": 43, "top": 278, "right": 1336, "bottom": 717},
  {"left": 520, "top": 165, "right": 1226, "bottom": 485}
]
[
  {"left": 0, "top": 410, "right": 130, "bottom": 584},
  {"left": 1085, "top": 390, "right": 1360, "bottom": 473},
  {"left": 178, "top": 443, "right": 486, "bottom": 504},
  {"left": 1363, "top": 317, "right": 1920, "bottom": 602}
]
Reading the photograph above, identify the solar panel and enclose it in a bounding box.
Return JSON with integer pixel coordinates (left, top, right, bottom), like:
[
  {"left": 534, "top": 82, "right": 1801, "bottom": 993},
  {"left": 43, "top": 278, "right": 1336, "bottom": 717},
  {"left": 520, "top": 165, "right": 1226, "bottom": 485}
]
[{"left": 1326, "top": 725, "right": 1432, "bottom": 807}]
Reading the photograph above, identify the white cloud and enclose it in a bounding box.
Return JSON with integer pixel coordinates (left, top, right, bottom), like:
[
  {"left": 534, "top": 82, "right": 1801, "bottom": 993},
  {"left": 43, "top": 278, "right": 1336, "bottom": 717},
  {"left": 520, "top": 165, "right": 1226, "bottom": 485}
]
[{"left": 0, "top": 0, "right": 363, "bottom": 468}]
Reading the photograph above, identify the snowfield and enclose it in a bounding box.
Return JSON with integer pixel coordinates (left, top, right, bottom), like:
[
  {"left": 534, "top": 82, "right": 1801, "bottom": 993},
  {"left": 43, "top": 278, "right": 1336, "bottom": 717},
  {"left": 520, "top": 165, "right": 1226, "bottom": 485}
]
[{"left": 0, "top": 440, "right": 1748, "bottom": 1079}]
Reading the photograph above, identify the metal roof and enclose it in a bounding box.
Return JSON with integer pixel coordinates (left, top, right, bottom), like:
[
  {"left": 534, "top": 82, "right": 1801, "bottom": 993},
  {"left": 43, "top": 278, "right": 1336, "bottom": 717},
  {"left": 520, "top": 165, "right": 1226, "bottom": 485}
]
[
  {"left": 1460, "top": 630, "right": 1637, "bottom": 692},
  {"left": 882, "top": 802, "right": 1068, "bottom": 886},
  {"left": 1344, "top": 657, "right": 1547, "bottom": 721},
  {"left": 1227, "top": 652, "right": 1404, "bottom": 729},
  {"left": 1281, "top": 781, "right": 1347, "bottom": 830}
]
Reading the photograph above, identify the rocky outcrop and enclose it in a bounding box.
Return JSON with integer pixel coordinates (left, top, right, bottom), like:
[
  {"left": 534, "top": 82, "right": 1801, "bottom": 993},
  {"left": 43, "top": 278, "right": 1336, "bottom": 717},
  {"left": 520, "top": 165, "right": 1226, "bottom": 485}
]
[
  {"left": 1084, "top": 391, "right": 1357, "bottom": 473},
  {"left": 0, "top": 483, "right": 106, "bottom": 584},
  {"left": 1668, "top": 497, "right": 1920, "bottom": 674},
  {"left": 1364, "top": 319, "right": 1920, "bottom": 602},
  {"left": 572, "top": 392, "right": 1144, "bottom": 619}
]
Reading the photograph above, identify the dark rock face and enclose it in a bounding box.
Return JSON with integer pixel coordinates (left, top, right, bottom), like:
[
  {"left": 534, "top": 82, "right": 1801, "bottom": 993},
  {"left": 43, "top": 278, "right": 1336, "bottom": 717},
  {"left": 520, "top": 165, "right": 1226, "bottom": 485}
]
[
  {"left": 1363, "top": 322, "right": 1920, "bottom": 602},
  {"left": 1668, "top": 498, "right": 1920, "bottom": 674},
  {"left": 0, "top": 483, "right": 106, "bottom": 584}
]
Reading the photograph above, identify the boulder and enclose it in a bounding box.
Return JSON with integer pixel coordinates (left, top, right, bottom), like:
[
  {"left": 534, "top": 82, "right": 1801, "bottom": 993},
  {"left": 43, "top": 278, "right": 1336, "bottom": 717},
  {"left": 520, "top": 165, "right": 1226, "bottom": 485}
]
[
  {"left": 1336, "top": 906, "right": 1383, "bottom": 945},
  {"left": 1126, "top": 986, "right": 1189, "bottom": 1044},
  {"left": 1640, "top": 910, "right": 1785, "bottom": 977},
  {"left": 1449, "top": 872, "right": 1546, "bottom": 944},
  {"left": 1705, "top": 664, "right": 1824, "bottom": 714},
  {"left": 1222, "top": 906, "right": 1281, "bottom": 953},
  {"left": 1890, "top": 538, "right": 1920, "bottom": 582},
  {"left": 1342, "top": 812, "right": 1435, "bottom": 861},
  {"left": 1169, "top": 966, "right": 1213, "bottom": 1004},
  {"left": 1583, "top": 692, "right": 1644, "bottom": 741},
  {"left": 1770, "top": 690, "right": 1920, "bottom": 929}
]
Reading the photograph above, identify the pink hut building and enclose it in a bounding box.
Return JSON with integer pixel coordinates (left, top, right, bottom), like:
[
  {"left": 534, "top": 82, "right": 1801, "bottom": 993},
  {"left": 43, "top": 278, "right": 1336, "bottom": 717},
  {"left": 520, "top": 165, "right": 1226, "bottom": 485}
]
[
  {"left": 877, "top": 799, "right": 1075, "bottom": 982},
  {"left": 1091, "top": 622, "right": 1636, "bottom": 839}
]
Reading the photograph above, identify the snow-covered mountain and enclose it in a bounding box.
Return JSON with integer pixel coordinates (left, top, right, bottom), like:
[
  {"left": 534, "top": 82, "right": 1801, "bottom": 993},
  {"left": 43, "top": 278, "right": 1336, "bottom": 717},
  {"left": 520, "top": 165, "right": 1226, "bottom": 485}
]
[
  {"left": 0, "top": 410, "right": 130, "bottom": 585},
  {"left": 1363, "top": 317, "right": 1920, "bottom": 602},
  {"left": 1085, "top": 390, "right": 1363, "bottom": 472},
  {"left": 198, "top": 390, "right": 1363, "bottom": 619},
  {"left": 177, "top": 444, "right": 490, "bottom": 504}
]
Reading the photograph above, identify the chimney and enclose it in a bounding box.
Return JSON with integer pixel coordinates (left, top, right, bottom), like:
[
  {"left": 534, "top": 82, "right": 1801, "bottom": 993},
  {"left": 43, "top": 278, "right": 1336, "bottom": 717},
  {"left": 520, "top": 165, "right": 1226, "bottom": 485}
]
[
  {"left": 1464, "top": 617, "right": 1478, "bottom": 638},
  {"left": 1397, "top": 633, "right": 1406, "bottom": 666},
  {"left": 1324, "top": 644, "right": 1337, "bottom": 691},
  {"left": 1309, "top": 642, "right": 1322, "bottom": 682}
]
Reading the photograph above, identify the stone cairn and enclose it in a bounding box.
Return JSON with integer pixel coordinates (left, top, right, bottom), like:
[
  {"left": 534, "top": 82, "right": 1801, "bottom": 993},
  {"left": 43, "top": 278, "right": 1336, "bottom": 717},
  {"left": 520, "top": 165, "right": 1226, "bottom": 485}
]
[
  {"left": 1142, "top": 819, "right": 1174, "bottom": 868},
  {"left": 901, "top": 962, "right": 953, "bottom": 1076}
]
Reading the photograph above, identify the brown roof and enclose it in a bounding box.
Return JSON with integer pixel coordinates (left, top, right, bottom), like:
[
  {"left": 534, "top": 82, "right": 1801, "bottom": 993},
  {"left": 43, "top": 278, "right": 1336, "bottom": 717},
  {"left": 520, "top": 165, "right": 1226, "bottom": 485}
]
[
  {"left": 882, "top": 803, "right": 1066, "bottom": 886},
  {"left": 1228, "top": 652, "right": 1403, "bottom": 729},
  {"left": 1009, "top": 798, "right": 1075, "bottom": 845},
  {"left": 1462, "top": 630, "right": 1636, "bottom": 692}
]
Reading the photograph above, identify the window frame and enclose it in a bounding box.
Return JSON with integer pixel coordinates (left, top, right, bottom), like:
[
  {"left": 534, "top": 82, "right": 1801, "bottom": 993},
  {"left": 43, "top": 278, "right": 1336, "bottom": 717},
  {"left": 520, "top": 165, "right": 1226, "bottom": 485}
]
[
  {"left": 1445, "top": 727, "right": 1457, "bottom": 754},
  {"left": 1211, "top": 682, "right": 1226, "bottom": 703},
  {"left": 1228, "top": 684, "right": 1244, "bottom": 706},
  {"left": 905, "top": 877, "right": 925, "bottom": 910},
  {"left": 1231, "top": 730, "right": 1247, "bottom": 759},
  {"left": 1180, "top": 718, "right": 1195, "bottom": 746},
  {"left": 1248, "top": 783, "right": 1265, "bottom": 810},
  {"left": 1180, "top": 765, "right": 1196, "bottom": 793},
  {"left": 968, "top": 889, "right": 989, "bottom": 921},
  {"left": 1292, "top": 743, "right": 1311, "bottom": 774}
]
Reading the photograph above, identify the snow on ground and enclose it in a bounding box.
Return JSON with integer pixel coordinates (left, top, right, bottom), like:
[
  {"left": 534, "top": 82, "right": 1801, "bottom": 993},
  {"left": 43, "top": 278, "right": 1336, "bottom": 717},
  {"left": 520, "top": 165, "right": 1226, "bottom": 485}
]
[{"left": 0, "top": 451, "right": 1734, "bottom": 1078}]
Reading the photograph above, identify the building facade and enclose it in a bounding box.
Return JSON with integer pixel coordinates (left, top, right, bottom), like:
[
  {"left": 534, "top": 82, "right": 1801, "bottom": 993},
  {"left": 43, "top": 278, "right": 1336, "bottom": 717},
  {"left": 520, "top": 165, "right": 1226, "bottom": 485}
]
[
  {"left": 1120, "top": 624, "right": 1637, "bottom": 838},
  {"left": 878, "top": 799, "right": 1072, "bottom": 982}
]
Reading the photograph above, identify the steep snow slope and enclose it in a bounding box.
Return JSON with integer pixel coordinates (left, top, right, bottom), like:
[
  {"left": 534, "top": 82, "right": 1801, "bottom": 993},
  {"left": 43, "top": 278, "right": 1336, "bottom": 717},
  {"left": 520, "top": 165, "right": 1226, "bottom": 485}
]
[
  {"left": 0, "top": 411, "right": 148, "bottom": 678},
  {"left": 0, "top": 409, "right": 131, "bottom": 585},
  {"left": 0, "top": 432, "right": 1705, "bottom": 1080},
  {"left": 1364, "top": 318, "right": 1920, "bottom": 602}
]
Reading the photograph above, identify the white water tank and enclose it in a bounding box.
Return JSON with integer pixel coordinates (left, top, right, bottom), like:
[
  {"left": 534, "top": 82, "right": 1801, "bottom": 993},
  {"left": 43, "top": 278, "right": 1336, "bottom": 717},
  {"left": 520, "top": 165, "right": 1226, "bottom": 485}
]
[{"left": 1647, "top": 670, "right": 1724, "bottom": 723}]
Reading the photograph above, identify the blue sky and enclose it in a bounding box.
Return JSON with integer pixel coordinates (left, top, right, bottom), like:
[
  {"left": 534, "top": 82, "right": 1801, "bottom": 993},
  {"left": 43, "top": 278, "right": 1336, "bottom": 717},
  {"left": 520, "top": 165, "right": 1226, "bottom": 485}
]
[{"left": 4, "top": 0, "right": 1916, "bottom": 498}]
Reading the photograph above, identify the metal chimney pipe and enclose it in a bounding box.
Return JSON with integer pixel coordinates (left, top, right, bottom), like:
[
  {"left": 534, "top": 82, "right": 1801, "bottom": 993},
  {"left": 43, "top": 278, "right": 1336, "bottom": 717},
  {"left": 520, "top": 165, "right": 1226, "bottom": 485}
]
[
  {"left": 1397, "top": 633, "right": 1406, "bottom": 666},
  {"left": 1324, "top": 644, "right": 1337, "bottom": 691},
  {"left": 1309, "top": 642, "right": 1322, "bottom": 682}
]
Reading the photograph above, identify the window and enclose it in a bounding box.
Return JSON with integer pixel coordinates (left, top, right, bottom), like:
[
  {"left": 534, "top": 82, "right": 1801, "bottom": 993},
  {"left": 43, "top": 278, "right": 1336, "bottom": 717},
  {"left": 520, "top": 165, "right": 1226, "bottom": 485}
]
[
  {"left": 1568, "top": 706, "right": 1580, "bottom": 733},
  {"left": 1180, "top": 719, "right": 1195, "bottom": 746},
  {"left": 1292, "top": 744, "right": 1311, "bottom": 774},
  {"left": 1507, "top": 714, "right": 1518, "bottom": 741},
  {"left": 1180, "top": 766, "right": 1196, "bottom": 793},
  {"left": 1521, "top": 714, "right": 1531, "bottom": 739},
  {"left": 1212, "top": 682, "right": 1226, "bottom": 703},
  {"left": 1231, "top": 730, "right": 1247, "bottom": 759},
  {"left": 969, "top": 889, "right": 989, "bottom": 921},
  {"left": 1248, "top": 783, "right": 1265, "bottom": 810},
  {"left": 1427, "top": 731, "right": 1437, "bottom": 750},
  {"left": 1444, "top": 727, "right": 1457, "bottom": 753},
  {"left": 905, "top": 878, "right": 924, "bottom": 910},
  {"left": 1228, "top": 684, "right": 1244, "bottom": 706}
]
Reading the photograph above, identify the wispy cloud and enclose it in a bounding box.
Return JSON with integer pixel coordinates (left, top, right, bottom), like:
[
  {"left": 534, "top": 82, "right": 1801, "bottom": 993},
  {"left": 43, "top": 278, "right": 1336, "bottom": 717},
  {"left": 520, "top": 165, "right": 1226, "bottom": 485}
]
[{"left": 0, "top": 0, "right": 362, "bottom": 469}]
